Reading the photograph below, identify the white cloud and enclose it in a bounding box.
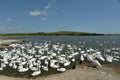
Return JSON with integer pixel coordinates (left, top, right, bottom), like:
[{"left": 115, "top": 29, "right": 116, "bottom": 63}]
[
  {"left": 6, "top": 18, "right": 13, "bottom": 22},
  {"left": 29, "top": 0, "right": 56, "bottom": 17},
  {"left": 0, "top": 26, "right": 22, "bottom": 33},
  {"left": 29, "top": 10, "right": 48, "bottom": 16},
  {"left": 29, "top": 10, "right": 42, "bottom": 16}
]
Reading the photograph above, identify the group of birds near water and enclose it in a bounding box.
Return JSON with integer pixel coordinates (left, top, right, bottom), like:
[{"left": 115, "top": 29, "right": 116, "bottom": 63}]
[{"left": 0, "top": 41, "right": 120, "bottom": 77}]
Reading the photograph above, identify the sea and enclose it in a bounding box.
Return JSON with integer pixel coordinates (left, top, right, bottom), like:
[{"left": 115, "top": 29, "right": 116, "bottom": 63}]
[{"left": 7, "top": 35, "right": 120, "bottom": 65}]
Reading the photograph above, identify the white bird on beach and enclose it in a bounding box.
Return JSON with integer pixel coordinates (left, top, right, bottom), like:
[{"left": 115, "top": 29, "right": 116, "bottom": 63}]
[
  {"left": 57, "top": 67, "right": 66, "bottom": 72},
  {"left": 0, "top": 63, "right": 4, "bottom": 71},
  {"left": 97, "top": 55, "right": 105, "bottom": 62},
  {"left": 72, "top": 58, "right": 75, "bottom": 62},
  {"left": 50, "top": 63, "right": 59, "bottom": 68},
  {"left": 31, "top": 65, "right": 41, "bottom": 76},
  {"left": 91, "top": 60, "right": 102, "bottom": 67},
  {"left": 42, "top": 65, "right": 48, "bottom": 71},
  {"left": 18, "top": 63, "right": 29, "bottom": 72},
  {"left": 80, "top": 54, "right": 84, "bottom": 61},
  {"left": 105, "top": 54, "right": 113, "bottom": 63},
  {"left": 86, "top": 54, "right": 94, "bottom": 62},
  {"left": 64, "top": 61, "right": 71, "bottom": 66}
]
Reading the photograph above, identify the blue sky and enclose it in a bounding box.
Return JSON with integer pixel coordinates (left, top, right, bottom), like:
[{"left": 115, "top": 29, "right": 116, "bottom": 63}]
[{"left": 0, "top": 0, "right": 120, "bottom": 33}]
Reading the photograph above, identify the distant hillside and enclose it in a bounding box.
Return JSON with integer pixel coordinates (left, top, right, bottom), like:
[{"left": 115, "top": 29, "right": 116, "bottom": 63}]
[
  {"left": 104, "top": 34, "right": 120, "bottom": 36},
  {"left": 0, "top": 31, "right": 104, "bottom": 36},
  {"left": 45, "top": 31, "right": 103, "bottom": 35}
]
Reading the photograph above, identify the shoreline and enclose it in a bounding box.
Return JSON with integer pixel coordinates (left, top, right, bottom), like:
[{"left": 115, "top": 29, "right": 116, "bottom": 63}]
[
  {"left": 0, "top": 38, "right": 120, "bottom": 80},
  {"left": 0, "top": 39, "right": 25, "bottom": 50},
  {"left": 0, "top": 62, "right": 120, "bottom": 80}
]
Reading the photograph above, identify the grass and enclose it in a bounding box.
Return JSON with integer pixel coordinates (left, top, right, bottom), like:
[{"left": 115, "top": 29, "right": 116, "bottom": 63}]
[{"left": 0, "top": 31, "right": 104, "bottom": 36}]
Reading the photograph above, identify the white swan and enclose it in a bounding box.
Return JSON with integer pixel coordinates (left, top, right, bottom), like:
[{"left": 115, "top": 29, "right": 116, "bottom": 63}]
[
  {"left": 97, "top": 55, "right": 105, "bottom": 62},
  {"left": 80, "top": 54, "right": 84, "bottom": 61},
  {"left": 42, "top": 65, "right": 48, "bottom": 71},
  {"left": 105, "top": 54, "right": 113, "bottom": 62},
  {"left": 91, "top": 60, "right": 102, "bottom": 67},
  {"left": 86, "top": 54, "right": 94, "bottom": 62},
  {"left": 57, "top": 67, "right": 66, "bottom": 72},
  {"left": 72, "top": 58, "right": 75, "bottom": 62},
  {"left": 18, "top": 63, "right": 29, "bottom": 72},
  {"left": 64, "top": 61, "right": 71, "bottom": 67},
  {"left": 13, "top": 62, "right": 17, "bottom": 69},
  {"left": 31, "top": 64, "right": 41, "bottom": 76},
  {"left": 0, "top": 63, "right": 4, "bottom": 71},
  {"left": 50, "top": 61, "right": 59, "bottom": 69}
]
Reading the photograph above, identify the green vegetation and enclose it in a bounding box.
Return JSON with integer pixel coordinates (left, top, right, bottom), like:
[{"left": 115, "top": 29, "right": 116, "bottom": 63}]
[{"left": 0, "top": 31, "right": 104, "bottom": 36}]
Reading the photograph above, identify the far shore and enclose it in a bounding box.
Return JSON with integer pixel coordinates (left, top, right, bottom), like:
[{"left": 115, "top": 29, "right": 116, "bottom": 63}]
[{"left": 0, "top": 31, "right": 104, "bottom": 37}]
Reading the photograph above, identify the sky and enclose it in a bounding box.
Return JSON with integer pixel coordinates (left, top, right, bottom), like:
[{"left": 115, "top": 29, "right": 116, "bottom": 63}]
[{"left": 0, "top": 0, "right": 120, "bottom": 34}]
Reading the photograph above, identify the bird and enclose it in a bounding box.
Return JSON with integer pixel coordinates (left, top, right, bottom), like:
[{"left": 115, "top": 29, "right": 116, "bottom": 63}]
[
  {"left": 42, "top": 65, "right": 48, "bottom": 71},
  {"left": 64, "top": 61, "right": 71, "bottom": 66},
  {"left": 105, "top": 54, "right": 113, "bottom": 63},
  {"left": 72, "top": 58, "right": 75, "bottom": 62},
  {"left": 96, "top": 55, "right": 105, "bottom": 62},
  {"left": 91, "top": 60, "right": 102, "bottom": 67},
  {"left": 31, "top": 64, "right": 41, "bottom": 76},
  {"left": 0, "top": 63, "right": 4, "bottom": 71},
  {"left": 18, "top": 63, "right": 29, "bottom": 72},
  {"left": 57, "top": 67, "right": 66, "bottom": 72},
  {"left": 80, "top": 54, "right": 84, "bottom": 61}
]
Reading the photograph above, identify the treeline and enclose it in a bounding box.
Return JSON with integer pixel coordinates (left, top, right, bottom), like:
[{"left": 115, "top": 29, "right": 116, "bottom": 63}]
[{"left": 0, "top": 31, "right": 104, "bottom": 36}]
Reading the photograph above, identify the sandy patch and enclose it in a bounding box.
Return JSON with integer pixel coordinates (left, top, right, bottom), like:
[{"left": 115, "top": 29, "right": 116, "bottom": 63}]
[{"left": 0, "top": 63, "right": 120, "bottom": 80}]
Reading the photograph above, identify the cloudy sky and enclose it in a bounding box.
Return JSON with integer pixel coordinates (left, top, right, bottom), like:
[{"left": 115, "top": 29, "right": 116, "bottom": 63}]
[{"left": 0, "top": 0, "right": 120, "bottom": 33}]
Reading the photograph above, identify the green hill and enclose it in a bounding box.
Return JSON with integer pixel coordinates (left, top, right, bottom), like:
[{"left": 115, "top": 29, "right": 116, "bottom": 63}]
[{"left": 0, "top": 31, "right": 104, "bottom": 36}]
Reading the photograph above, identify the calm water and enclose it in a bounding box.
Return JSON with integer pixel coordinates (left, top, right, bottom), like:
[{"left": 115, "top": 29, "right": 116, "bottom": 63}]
[
  {"left": 1, "top": 36, "right": 119, "bottom": 77},
  {"left": 8, "top": 36, "right": 120, "bottom": 48},
  {"left": 8, "top": 36, "right": 120, "bottom": 62}
]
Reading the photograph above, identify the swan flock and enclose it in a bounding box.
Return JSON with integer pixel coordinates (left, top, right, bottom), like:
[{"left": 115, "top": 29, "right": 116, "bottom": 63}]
[{"left": 0, "top": 41, "right": 120, "bottom": 76}]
